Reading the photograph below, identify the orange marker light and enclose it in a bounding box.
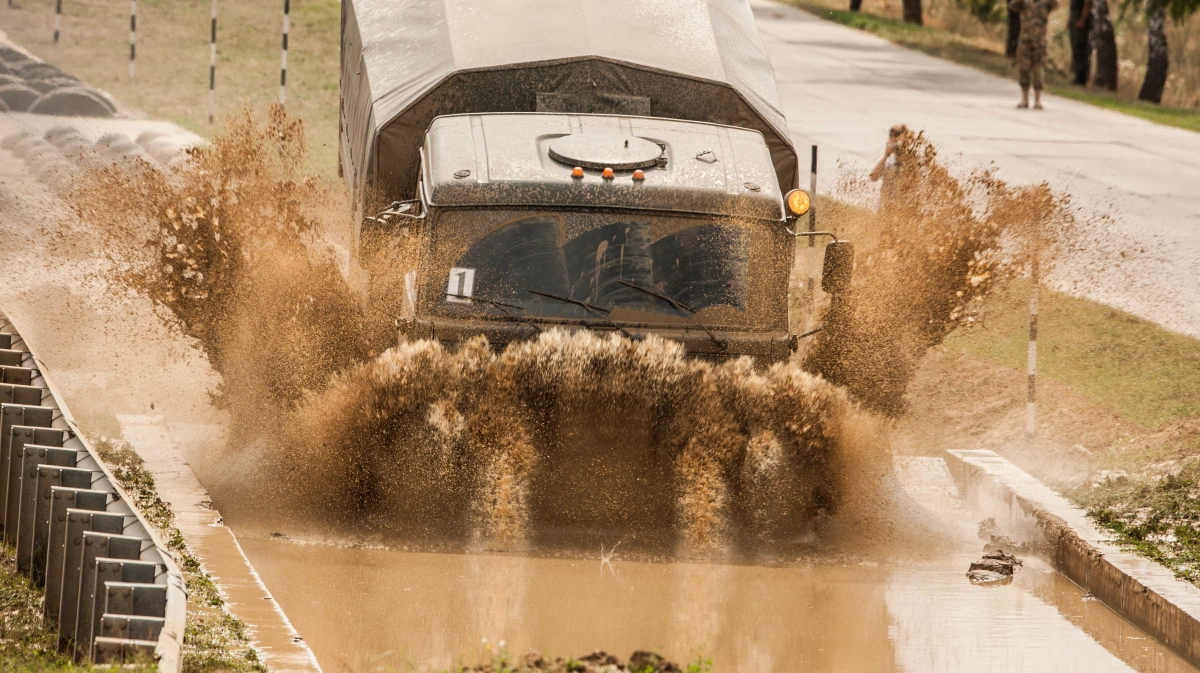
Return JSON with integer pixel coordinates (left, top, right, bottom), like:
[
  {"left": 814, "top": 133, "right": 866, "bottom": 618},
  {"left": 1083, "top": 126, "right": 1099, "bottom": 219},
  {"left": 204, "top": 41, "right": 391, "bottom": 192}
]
[
  {"left": 602, "top": 167, "right": 614, "bottom": 179},
  {"left": 785, "top": 189, "right": 811, "bottom": 216},
  {"left": 633, "top": 169, "right": 645, "bottom": 181},
  {"left": 572, "top": 166, "right": 584, "bottom": 178}
]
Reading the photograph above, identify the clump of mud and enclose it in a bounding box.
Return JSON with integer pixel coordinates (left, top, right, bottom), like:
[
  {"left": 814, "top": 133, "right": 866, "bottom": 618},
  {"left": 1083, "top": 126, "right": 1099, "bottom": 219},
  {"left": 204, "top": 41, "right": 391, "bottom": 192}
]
[
  {"left": 460, "top": 649, "right": 694, "bottom": 673},
  {"left": 804, "top": 130, "right": 1075, "bottom": 415}
]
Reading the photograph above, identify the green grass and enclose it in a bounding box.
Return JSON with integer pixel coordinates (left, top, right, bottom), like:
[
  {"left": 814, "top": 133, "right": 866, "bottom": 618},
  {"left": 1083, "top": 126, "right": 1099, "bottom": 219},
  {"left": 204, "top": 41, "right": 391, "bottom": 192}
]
[
  {"left": 787, "top": 0, "right": 1200, "bottom": 134},
  {"left": 1071, "top": 465, "right": 1200, "bottom": 584},
  {"left": 946, "top": 280, "right": 1200, "bottom": 430}
]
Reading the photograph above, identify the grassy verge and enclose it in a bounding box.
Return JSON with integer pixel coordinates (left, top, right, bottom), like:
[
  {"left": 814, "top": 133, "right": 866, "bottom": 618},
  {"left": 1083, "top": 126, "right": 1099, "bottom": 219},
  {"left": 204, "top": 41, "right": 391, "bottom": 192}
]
[
  {"left": 926, "top": 278, "right": 1200, "bottom": 583},
  {"left": 1068, "top": 465, "right": 1200, "bottom": 584},
  {"left": 784, "top": 0, "right": 1200, "bottom": 134},
  {"left": 92, "top": 439, "right": 265, "bottom": 673},
  {"left": 946, "top": 280, "right": 1200, "bottom": 430}
]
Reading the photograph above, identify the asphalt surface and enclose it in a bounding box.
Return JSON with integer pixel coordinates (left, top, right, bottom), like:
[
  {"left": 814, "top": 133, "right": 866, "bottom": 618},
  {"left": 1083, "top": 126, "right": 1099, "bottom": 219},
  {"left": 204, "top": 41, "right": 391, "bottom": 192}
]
[{"left": 752, "top": 0, "right": 1200, "bottom": 338}]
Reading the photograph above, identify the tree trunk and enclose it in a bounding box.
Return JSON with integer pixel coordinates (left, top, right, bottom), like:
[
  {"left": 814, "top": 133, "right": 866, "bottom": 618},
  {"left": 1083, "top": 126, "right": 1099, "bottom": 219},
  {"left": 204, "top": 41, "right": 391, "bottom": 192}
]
[
  {"left": 1006, "top": 10, "right": 1021, "bottom": 59},
  {"left": 1138, "top": 8, "right": 1168, "bottom": 103},
  {"left": 903, "top": 0, "right": 923, "bottom": 24},
  {"left": 1091, "top": 0, "right": 1119, "bottom": 90},
  {"left": 850, "top": 0, "right": 863, "bottom": 11}
]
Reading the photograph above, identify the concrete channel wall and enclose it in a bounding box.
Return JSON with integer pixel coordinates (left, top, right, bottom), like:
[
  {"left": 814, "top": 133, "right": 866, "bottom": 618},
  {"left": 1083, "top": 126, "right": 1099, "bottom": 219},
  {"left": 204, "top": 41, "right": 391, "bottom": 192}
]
[
  {"left": 946, "top": 449, "right": 1200, "bottom": 668},
  {"left": 0, "top": 311, "right": 185, "bottom": 670}
]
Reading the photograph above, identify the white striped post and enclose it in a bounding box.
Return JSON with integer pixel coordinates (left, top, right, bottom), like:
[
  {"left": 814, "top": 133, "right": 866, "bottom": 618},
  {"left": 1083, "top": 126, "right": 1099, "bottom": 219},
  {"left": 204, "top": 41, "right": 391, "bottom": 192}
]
[
  {"left": 208, "top": 0, "right": 217, "bottom": 124},
  {"left": 129, "top": 0, "right": 136, "bottom": 81},
  {"left": 279, "top": 0, "right": 290, "bottom": 105},
  {"left": 1026, "top": 222, "right": 1041, "bottom": 438},
  {"left": 53, "top": 0, "right": 62, "bottom": 44}
]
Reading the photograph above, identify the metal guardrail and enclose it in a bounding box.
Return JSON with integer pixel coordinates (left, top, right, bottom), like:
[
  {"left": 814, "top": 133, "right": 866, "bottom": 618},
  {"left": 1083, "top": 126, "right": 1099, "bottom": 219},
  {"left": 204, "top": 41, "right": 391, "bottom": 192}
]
[{"left": 0, "top": 311, "right": 186, "bottom": 670}]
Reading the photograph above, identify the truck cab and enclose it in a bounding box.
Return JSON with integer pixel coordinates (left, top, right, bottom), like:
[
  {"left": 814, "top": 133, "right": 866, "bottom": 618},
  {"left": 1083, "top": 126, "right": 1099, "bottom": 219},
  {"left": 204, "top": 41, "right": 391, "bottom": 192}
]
[
  {"left": 340, "top": 0, "right": 850, "bottom": 361},
  {"left": 364, "top": 113, "right": 816, "bottom": 362}
]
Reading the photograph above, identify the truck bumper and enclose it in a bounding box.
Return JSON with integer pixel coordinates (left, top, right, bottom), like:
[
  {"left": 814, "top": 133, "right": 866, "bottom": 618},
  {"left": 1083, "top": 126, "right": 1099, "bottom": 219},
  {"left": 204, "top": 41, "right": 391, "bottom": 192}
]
[{"left": 403, "top": 319, "right": 793, "bottom": 364}]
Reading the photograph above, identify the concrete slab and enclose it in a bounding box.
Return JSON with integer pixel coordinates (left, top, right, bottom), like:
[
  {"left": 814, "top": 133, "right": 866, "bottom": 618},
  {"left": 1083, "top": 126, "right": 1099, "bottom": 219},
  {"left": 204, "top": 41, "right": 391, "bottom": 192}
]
[{"left": 116, "top": 414, "right": 322, "bottom": 673}]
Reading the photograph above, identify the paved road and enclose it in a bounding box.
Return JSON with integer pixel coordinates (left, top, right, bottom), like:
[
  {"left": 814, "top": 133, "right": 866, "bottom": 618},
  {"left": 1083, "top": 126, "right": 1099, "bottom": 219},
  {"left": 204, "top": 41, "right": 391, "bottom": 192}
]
[{"left": 753, "top": 0, "right": 1200, "bottom": 338}]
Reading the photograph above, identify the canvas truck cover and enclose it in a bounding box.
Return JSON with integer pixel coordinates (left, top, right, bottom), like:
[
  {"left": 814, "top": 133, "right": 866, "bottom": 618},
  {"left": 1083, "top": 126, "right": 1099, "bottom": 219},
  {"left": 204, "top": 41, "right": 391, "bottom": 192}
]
[{"left": 341, "top": 0, "right": 798, "bottom": 209}]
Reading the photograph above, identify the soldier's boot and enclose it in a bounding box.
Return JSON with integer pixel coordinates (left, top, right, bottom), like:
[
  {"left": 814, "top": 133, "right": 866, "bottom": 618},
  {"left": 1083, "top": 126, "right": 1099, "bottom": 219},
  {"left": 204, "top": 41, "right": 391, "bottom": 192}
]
[
  {"left": 1033, "top": 89, "right": 1044, "bottom": 110},
  {"left": 1018, "top": 86, "right": 1030, "bottom": 109}
]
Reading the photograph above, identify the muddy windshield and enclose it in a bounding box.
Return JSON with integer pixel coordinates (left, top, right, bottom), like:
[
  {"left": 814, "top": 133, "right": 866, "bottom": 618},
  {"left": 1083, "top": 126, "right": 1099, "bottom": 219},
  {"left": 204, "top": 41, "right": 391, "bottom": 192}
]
[{"left": 422, "top": 209, "right": 790, "bottom": 329}]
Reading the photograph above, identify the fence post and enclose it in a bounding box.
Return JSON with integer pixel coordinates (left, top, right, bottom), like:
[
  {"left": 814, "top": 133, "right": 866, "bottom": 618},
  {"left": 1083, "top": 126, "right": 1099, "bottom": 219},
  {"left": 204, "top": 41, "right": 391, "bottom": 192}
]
[
  {"left": 54, "top": 0, "right": 63, "bottom": 44},
  {"left": 208, "top": 0, "right": 217, "bottom": 124},
  {"left": 1026, "top": 221, "right": 1040, "bottom": 438},
  {"left": 807, "top": 145, "right": 818, "bottom": 329},
  {"left": 280, "top": 0, "right": 290, "bottom": 105},
  {"left": 129, "top": 0, "right": 136, "bottom": 81}
]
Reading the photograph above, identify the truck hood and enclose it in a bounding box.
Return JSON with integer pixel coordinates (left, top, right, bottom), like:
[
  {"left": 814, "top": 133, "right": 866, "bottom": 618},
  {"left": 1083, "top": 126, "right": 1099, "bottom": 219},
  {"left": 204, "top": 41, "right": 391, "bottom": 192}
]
[{"left": 423, "top": 113, "right": 786, "bottom": 221}]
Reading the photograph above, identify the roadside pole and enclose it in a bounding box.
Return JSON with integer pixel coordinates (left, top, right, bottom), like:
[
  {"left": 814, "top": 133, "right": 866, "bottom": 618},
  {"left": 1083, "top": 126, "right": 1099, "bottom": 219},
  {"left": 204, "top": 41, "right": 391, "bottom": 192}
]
[
  {"left": 53, "top": 0, "right": 62, "bottom": 44},
  {"left": 807, "top": 145, "right": 818, "bottom": 329},
  {"left": 280, "top": 0, "right": 290, "bottom": 105},
  {"left": 129, "top": 0, "right": 136, "bottom": 81},
  {"left": 208, "top": 0, "right": 217, "bottom": 124},
  {"left": 1026, "top": 219, "right": 1040, "bottom": 438}
]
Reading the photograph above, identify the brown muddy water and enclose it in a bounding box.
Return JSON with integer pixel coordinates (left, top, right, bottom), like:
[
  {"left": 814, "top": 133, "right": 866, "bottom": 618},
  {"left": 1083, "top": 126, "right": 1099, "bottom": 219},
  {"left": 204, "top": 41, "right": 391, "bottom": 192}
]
[{"left": 234, "top": 536, "right": 1196, "bottom": 673}]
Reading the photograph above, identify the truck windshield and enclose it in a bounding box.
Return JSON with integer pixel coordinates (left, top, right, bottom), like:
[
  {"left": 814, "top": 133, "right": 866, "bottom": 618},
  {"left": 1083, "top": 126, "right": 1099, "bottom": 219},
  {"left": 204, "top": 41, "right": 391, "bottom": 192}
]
[{"left": 423, "top": 210, "right": 790, "bottom": 330}]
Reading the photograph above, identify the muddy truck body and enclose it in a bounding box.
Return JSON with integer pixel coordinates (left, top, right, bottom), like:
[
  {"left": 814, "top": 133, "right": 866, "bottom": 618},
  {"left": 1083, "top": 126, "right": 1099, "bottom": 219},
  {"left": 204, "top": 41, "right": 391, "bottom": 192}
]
[{"left": 340, "top": 0, "right": 851, "bottom": 361}]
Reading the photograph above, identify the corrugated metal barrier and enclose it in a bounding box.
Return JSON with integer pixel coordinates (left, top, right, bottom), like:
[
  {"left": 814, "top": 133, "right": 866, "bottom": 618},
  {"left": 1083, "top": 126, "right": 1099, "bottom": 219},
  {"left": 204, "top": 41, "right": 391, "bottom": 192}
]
[{"left": 0, "top": 311, "right": 185, "bottom": 670}]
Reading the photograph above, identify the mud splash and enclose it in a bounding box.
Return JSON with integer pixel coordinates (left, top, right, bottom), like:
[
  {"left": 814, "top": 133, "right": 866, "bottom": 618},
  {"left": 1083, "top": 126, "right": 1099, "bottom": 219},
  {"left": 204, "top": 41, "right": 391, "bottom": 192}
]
[
  {"left": 271, "top": 329, "right": 881, "bottom": 553},
  {"left": 69, "top": 107, "right": 386, "bottom": 422},
  {"left": 804, "top": 130, "right": 1075, "bottom": 416},
  {"left": 66, "top": 109, "right": 1062, "bottom": 553}
]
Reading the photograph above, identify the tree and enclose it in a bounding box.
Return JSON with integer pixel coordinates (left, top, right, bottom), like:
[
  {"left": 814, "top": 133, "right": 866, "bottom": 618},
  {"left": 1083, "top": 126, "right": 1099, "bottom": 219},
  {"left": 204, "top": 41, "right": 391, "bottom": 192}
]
[
  {"left": 1091, "top": 0, "right": 1119, "bottom": 90},
  {"left": 1139, "top": 5, "right": 1169, "bottom": 102},
  {"left": 904, "top": 0, "right": 924, "bottom": 23},
  {"left": 1133, "top": 0, "right": 1200, "bottom": 104}
]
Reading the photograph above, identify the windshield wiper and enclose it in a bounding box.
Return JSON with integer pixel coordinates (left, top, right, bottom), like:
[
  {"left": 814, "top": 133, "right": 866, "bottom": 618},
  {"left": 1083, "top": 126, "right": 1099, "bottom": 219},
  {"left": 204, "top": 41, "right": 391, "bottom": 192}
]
[
  {"left": 617, "top": 281, "right": 726, "bottom": 351},
  {"left": 526, "top": 290, "right": 634, "bottom": 339},
  {"left": 449, "top": 294, "right": 544, "bottom": 333}
]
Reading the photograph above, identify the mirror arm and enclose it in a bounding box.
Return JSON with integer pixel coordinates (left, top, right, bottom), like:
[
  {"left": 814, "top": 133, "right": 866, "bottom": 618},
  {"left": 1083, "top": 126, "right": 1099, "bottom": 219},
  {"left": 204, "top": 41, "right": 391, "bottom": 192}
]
[{"left": 786, "top": 228, "right": 840, "bottom": 242}]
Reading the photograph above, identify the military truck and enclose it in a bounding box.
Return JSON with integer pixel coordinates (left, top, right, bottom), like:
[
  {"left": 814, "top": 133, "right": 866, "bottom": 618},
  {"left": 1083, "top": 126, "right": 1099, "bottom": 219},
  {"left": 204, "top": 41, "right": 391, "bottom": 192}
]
[{"left": 340, "top": 0, "right": 851, "bottom": 361}]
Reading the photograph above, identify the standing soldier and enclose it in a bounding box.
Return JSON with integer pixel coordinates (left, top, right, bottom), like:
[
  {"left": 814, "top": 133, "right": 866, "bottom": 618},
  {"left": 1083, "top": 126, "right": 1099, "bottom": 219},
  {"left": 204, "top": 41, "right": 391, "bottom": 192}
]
[
  {"left": 1068, "top": 0, "right": 1093, "bottom": 85},
  {"left": 1008, "top": 0, "right": 1059, "bottom": 109},
  {"left": 869, "top": 124, "right": 913, "bottom": 223}
]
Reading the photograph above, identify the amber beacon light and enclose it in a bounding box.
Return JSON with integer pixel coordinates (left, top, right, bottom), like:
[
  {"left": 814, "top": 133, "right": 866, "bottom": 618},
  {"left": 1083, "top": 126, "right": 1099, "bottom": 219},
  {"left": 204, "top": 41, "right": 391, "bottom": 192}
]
[{"left": 785, "top": 189, "right": 811, "bottom": 216}]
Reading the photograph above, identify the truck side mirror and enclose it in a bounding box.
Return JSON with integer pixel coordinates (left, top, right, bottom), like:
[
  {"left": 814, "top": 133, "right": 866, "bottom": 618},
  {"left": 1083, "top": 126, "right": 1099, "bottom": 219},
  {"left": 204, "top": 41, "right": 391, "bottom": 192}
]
[{"left": 821, "top": 241, "right": 854, "bottom": 295}]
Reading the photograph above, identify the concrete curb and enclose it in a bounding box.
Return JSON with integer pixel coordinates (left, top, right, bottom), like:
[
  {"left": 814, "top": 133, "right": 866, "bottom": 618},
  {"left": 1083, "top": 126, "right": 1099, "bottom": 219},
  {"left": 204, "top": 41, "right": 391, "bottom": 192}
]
[{"left": 945, "top": 449, "right": 1200, "bottom": 668}]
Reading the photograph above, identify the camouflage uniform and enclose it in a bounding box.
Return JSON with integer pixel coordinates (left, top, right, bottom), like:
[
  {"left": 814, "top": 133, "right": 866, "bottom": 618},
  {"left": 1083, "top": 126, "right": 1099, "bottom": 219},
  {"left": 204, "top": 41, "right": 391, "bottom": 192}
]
[{"left": 1008, "top": 0, "right": 1059, "bottom": 90}]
